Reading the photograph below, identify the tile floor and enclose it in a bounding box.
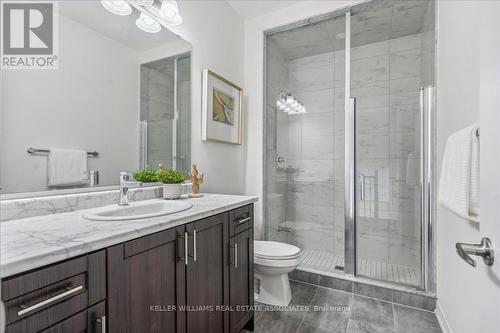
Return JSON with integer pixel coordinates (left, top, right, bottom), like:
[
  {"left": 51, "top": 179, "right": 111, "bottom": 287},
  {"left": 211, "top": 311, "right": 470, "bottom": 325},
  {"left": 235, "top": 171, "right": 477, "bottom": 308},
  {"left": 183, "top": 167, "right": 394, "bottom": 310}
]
[
  {"left": 299, "top": 249, "right": 420, "bottom": 286},
  {"left": 249, "top": 280, "right": 442, "bottom": 333}
]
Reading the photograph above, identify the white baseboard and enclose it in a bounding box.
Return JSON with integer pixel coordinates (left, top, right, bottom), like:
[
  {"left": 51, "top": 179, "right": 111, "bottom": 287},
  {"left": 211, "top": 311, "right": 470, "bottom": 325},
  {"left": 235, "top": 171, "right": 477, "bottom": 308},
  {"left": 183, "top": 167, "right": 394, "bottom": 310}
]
[{"left": 436, "top": 300, "right": 453, "bottom": 333}]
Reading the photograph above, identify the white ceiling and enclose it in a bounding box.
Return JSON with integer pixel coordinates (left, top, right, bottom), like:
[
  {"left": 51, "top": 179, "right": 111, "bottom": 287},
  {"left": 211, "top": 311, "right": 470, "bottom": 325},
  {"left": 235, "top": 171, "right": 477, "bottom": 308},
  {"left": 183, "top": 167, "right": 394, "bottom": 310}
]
[
  {"left": 226, "top": 0, "right": 302, "bottom": 19},
  {"left": 59, "top": 1, "right": 187, "bottom": 52}
]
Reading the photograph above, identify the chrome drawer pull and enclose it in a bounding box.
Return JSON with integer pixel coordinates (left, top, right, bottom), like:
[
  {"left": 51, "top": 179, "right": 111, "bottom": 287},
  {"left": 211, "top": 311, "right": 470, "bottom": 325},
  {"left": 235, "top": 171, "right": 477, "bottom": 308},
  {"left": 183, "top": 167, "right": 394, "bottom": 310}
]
[
  {"left": 235, "top": 217, "right": 250, "bottom": 225},
  {"left": 97, "top": 315, "right": 106, "bottom": 333},
  {"left": 234, "top": 243, "right": 238, "bottom": 268},
  {"left": 17, "top": 285, "right": 83, "bottom": 316},
  {"left": 193, "top": 230, "right": 197, "bottom": 262},
  {"left": 184, "top": 231, "right": 189, "bottom": 266}
]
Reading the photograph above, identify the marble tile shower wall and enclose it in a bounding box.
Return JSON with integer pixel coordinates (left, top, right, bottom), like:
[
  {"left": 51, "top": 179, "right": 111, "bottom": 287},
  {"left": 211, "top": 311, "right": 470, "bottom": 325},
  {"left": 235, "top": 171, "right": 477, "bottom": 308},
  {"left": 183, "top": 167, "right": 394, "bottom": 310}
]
[
  {"left": 286, "top": 51, "right": 338, "bottom": 253},
  {"left": 140, "top": 66, "right": 175, "bottom": 169},
  {"left": 346, "top": 33, "right": 422, "bottom": 269},
  {"left": 265, "top": 40, "right": 289, "bottom": 242},
  {"left": 273, "top": 33, "right": 423, "bottom": 270},
  {"left": 176, "top": 78, "right": 191, "bottom": 172}
]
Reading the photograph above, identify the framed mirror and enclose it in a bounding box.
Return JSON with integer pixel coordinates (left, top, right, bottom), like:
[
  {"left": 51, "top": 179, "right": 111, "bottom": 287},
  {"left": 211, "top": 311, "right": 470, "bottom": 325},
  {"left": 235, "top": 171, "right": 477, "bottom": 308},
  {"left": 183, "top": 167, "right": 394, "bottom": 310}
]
[{"left": 0, "top": 0, "right": 191, "bottom": 197}]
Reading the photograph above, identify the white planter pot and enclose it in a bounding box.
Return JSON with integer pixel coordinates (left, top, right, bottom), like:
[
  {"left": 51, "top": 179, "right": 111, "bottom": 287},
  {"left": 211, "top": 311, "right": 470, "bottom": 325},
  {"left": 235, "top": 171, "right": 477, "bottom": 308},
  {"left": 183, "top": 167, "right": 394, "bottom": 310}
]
[{"left": 163, "top": 183, "right": 183, "bottom": 199}]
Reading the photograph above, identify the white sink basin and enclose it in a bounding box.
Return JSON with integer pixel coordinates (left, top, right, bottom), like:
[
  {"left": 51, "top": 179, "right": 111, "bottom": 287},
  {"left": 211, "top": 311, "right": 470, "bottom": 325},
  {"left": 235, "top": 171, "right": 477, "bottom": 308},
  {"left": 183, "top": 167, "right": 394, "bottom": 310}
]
[{"left": 83, "top": 199, "right": 193, "bottom": 221}]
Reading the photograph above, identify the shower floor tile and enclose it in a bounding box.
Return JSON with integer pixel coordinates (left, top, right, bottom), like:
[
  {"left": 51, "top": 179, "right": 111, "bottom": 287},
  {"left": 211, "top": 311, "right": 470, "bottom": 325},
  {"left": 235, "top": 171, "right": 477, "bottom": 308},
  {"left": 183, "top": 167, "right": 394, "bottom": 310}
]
[{"left": 298, "top": 249, "right": 420, "bottom": 286}]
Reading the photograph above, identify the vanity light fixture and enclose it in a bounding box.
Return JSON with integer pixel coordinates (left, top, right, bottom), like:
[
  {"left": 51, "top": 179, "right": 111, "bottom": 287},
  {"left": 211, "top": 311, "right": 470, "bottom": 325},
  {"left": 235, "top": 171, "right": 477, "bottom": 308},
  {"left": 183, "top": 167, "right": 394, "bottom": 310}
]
[
  {"left": 135, "top": 0, "right": 154, "bottom": 5},
  {"left": 101, "top": 0, "right": 132, "bottom": 16},
  {"left": 277, "top": 93, "right": 306, "bottom": 115},
  {"left": 101, "top": 0, "right": 183, "bottom": 34},
  {"left": 136, "top": 12, "right": 162, "bottom": 33},
  {"left": 159, "top": 0, "right": 183, "bottom": 25}
]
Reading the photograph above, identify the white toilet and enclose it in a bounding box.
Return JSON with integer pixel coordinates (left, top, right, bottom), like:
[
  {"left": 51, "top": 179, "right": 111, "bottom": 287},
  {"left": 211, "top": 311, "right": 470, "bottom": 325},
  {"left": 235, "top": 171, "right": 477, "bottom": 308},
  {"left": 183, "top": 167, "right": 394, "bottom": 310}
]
[{"left": 254, "top": 240, "right": 301, "bottom": 306}]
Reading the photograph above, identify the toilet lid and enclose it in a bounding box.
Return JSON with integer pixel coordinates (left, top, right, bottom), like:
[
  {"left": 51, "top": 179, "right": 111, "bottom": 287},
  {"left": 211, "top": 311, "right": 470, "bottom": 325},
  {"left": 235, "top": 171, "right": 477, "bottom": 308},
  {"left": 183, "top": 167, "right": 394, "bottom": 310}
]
[{"left": 254, "top": 241, "right": 301, "bottom": 260}]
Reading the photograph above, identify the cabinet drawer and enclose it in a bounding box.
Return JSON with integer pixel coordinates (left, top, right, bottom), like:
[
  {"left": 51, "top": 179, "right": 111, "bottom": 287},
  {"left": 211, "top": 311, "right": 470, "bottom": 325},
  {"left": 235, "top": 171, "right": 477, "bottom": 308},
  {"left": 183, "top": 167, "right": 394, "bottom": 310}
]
[
  {"left": 39, "top": 301, "right": 106, "bottom": 333},
  {"left": 2, "top": 250, "right": 106, "bottom": 333},
  {"left": 229, "top": 205, "right": 253, "bottom": 236}
]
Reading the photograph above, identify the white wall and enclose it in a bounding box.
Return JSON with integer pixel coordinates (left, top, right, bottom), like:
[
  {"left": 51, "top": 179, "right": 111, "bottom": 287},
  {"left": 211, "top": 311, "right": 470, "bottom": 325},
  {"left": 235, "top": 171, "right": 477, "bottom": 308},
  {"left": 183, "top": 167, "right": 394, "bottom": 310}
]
[
  {"left": 477, "top": 2, "right": 500, "bottom": 332},
  {"left": 436, "top": 1, "right": 481, "bottom": 332},
  {"left": 1, "top": 15, "right": 140, "bottom": 193},
  {"left": 1, "top": 1, "right": 245, "bottom": 195},
  {"left": 167, "top": 1, "right": 246, "bottom": 195},
  {"left": 242, "top": 0, "right": 364, "bottom": 237}
]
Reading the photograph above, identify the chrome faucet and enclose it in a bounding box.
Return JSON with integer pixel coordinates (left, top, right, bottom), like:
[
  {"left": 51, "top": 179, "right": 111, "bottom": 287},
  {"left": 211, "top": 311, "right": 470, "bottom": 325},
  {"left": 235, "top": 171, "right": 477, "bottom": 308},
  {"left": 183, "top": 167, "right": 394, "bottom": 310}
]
[{"left": 119, "top": 171, "right": 142, "bottom": 206}]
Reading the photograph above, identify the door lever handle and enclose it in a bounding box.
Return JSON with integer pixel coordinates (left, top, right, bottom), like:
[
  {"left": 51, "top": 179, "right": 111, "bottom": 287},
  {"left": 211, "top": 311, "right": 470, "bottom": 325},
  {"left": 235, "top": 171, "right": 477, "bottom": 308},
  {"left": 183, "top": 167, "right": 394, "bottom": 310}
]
[{"left": 456, "top": 237, "right": 494, "bottom": 267}]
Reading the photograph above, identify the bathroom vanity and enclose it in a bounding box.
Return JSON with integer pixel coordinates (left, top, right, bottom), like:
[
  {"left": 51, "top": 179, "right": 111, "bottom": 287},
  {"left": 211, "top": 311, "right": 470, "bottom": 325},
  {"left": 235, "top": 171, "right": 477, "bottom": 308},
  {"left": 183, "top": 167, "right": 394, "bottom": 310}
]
[{"left": 1, "top": 194, "right": 257, "bottom": 333}]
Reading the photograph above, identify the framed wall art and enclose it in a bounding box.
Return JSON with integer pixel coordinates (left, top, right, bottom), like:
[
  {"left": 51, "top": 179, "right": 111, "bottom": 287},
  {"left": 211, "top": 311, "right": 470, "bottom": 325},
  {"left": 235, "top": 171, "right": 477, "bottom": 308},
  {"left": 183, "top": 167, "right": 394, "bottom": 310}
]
[{"left": 201, "top": 69, "right": 243, "bottom": 144}]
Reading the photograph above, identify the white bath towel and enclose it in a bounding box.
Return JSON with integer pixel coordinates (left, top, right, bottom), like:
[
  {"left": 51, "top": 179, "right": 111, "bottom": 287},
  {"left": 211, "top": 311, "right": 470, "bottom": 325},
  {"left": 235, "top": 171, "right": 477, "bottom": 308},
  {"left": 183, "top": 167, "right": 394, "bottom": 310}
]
[
  {"left": 438, "top": 124, "right": 480, "bottom": 222},
  {"left": 48, "top": 149, "right": 88, "bottom": 187}
]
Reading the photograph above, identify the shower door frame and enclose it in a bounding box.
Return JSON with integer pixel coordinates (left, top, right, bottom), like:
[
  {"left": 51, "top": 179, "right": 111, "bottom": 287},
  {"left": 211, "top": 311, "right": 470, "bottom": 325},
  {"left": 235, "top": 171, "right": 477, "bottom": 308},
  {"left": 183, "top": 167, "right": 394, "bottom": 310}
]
[{"left": 262, "top": 2, "right": 437, "bottom": 294}]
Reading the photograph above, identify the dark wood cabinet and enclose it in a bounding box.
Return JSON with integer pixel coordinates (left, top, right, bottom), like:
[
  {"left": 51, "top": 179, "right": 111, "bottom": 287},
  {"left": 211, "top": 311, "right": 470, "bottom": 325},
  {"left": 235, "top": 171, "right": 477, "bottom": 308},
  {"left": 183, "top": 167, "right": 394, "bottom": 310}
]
[
  {"left": 2, "top": 204, "right": 254, "bottom": 333},
  {"left": 229, "top": 228, "right": 254, "bottom": 333},
  {"left": 107, "top": 226, "right": 185, "bottom": 333},
  {"left": 2, "top": 251, "right": 106, "bottom": 333},
  {"left": 185, "top": 213, "right": 229, "bottom": 333},
  {"left": 39, "top": 301, "right": 105, "bottom": 333}
]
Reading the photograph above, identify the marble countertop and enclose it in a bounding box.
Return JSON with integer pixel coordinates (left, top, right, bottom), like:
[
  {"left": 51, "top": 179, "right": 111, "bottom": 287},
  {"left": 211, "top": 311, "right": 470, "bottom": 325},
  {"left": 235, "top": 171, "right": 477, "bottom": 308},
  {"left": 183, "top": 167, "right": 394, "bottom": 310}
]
[{"left": 1, "top": 194, "right": 258, "bottom": 278}]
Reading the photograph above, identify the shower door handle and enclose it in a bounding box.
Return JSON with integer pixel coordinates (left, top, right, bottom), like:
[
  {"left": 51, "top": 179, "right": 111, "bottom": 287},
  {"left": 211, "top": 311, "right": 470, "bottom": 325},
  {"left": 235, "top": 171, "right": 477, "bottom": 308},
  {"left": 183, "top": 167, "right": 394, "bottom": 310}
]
[
  {"left": 456, "top": 238, "right": 494, "bottom": 267},
  {"left": 344, "top": 96, "right": 357, "bottom": 275},
  {"left": 359, "top": 174, "right": 365, "bottom": 201}
]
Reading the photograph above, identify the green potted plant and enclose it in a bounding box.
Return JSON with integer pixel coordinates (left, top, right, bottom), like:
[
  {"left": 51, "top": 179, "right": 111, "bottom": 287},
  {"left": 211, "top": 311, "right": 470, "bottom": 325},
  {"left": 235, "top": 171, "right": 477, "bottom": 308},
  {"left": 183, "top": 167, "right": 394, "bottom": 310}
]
[
  {"left": 156, "top": 169, "right": 186, "bottom": 199},
  {"left": 132, "top": 167, "right": 158, "bottom": 183}
]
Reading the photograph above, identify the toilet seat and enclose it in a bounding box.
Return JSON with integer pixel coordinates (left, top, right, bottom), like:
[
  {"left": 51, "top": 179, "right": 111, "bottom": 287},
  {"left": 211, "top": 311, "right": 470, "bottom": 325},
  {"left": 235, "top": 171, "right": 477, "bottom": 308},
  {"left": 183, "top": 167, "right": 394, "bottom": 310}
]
[{"left": 254, "top": 241, "right": 300, "bottom": 260}]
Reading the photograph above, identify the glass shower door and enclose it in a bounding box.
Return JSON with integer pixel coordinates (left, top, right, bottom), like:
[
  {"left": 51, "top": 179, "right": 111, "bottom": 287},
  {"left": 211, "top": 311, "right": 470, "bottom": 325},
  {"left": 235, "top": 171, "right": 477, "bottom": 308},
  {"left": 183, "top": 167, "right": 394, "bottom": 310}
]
[
  {"left": 263, "top": 14, "right": 347, "bottom": 274},
  {"left": 348, "top": 0, "right": 425, "bottom": 287}
]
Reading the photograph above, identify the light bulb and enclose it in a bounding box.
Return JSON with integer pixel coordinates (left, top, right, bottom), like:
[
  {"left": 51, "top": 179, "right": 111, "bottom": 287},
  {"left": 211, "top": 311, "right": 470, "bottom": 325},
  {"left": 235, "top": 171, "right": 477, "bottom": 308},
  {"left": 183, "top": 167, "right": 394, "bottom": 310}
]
[
  {"left": 159, "top": 1, "right": 183, "bottom": 25},
  {"left": 101, "top": 0, "right": 132, "bottom": 16},
  {"left": 133, "top": 0, "right": 154, "bottom": 5},
  {"left": 136, "top": 13, "right": 161, "bottom": 33}
]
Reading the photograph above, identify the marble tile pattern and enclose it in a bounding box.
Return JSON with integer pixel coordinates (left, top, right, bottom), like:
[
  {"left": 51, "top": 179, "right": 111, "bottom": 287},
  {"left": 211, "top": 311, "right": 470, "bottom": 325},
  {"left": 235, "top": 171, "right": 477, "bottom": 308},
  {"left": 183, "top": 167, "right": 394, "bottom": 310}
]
[
  {"left": 267, "top": 0, "right": 429, "bottom": 61},
  {"left": 266, "top": 32, "right": 424, "bottom": 279},
  {"left": 264, "top": 39, "right": 290, "bottom": 240},
  {"left": 284, "top": 51, "right": 337, "bottom": 252},
  {"left": 1, "top": 193, "right": 258, "bottom": 278},
  {"left": 340, "top": 33, "right": 423, "bottom": 270},
  {"left": 0, "top": 186, "right": 165, "bottom": 222},
  {"left": 141, "top": 63, "right": 176, "bottom": 169}
]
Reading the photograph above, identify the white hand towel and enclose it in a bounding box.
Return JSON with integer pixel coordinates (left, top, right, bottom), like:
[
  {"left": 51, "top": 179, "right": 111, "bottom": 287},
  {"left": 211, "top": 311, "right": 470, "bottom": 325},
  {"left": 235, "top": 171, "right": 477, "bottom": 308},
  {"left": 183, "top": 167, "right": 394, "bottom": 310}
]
[
  {"left": 438, "top": 124, "right": 480, "bottom": 222},
  {"left": 48, "top": 149, "right": 88, "bottom": 187}
]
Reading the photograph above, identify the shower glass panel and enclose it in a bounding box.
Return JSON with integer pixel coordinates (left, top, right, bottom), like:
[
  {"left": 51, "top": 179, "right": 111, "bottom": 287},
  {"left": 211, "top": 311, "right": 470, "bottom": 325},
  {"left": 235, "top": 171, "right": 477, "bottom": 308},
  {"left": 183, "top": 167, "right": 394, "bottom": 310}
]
[
  {"left": 264, "top": 0, "right": 435, "bottom": 290},
  {"left": 175, "top": 55, "right": 192, "bottom": 173},
  {"left": 350, "top": 0, "right": 430, "bottom": 286},
  {"left": 264, "top": 15, "right": 346, "bottom": 273},
  {"left": 140, "top": 53, "right": 191, "bottom": 175}
]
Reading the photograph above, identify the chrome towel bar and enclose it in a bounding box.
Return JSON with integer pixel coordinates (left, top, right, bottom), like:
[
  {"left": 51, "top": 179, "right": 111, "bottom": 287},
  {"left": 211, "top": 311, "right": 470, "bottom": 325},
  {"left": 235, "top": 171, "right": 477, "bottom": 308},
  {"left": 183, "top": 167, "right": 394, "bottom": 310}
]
[{"left": 27, "top": 147, "right": 98, "bottom": 156}]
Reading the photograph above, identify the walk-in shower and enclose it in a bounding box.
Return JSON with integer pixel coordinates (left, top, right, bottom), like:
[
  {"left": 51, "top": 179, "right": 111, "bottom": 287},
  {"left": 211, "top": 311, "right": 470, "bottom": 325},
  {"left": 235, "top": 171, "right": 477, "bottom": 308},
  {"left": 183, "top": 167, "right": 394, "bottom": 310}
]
[{"left": 263, "top": 0, "right": 435, "bottom": 291}]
